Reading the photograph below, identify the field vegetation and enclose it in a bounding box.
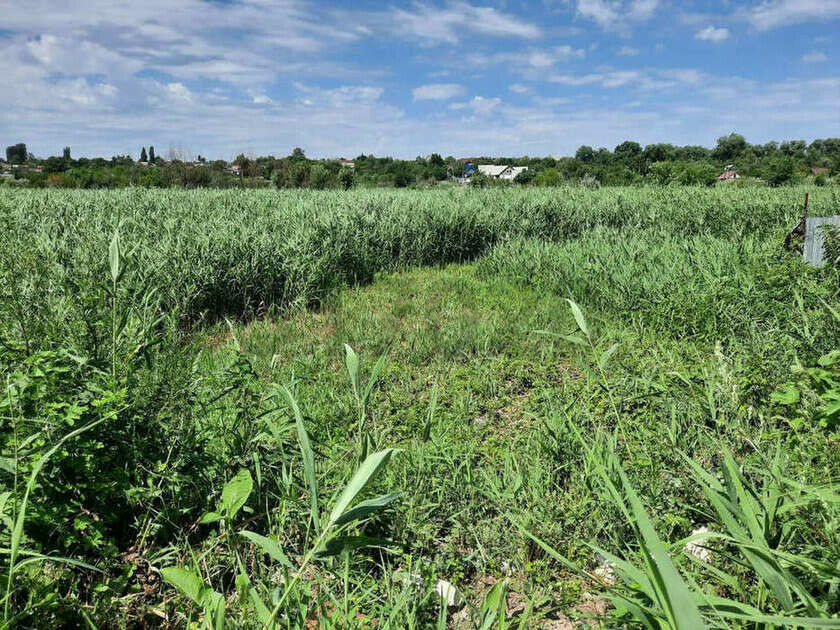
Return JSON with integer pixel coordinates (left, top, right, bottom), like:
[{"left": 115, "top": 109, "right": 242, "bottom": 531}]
[{"left": 1, "top": 187, "right": 839, "bottom": 628}]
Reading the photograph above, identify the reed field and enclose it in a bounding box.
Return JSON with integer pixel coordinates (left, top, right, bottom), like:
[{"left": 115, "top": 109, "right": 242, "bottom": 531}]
[{"left": 1, "top": 186, "right": 839, "bottom": 628}]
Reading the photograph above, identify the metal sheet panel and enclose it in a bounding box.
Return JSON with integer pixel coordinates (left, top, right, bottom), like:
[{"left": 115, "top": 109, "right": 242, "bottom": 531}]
[{"left": 804, "top": 216, "right": 840, "bottom": 267}]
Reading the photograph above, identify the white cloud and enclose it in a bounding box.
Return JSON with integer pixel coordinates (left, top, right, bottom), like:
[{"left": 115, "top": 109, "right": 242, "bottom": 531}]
[
  {"left": 469, "top": 46, "right": 585, "bottom": 69},
  {"left": 1, "top": 0, "right": 839, "bottom": 161},
  {"left": 413, "top": 83, "right": 466, "bottom": 101},
  {"left": 577, "top": 0, "right": 660, "bottom": 28},
  {"left": 618, "top": 46, "right": 640, "bottom": 56},
  {"left": 390, "top": 2, "right": 540, "bottom": 44},
  {"left": 802, "top": 51, "right": 828, "bottom": 63},
  {"left": 695, "top": 26, "right": 730, "bottom": 42},
  {"left": 577, "top": 0, "right": 619, "bottom": 26},
  {"left": 166, "top": 82, "right": 193, "bottom": 103},
  {"left": 748, "top": 0, "right": 840, "bottom": 30},
  {"left": 449, "top": 95, "right": 502, "bottom": 115},
  {"left": 294, "top": 83, "right": 385, "bottom": 107},
  {"left": 549, "top": 67, "right": 709, "bottom": 90},
  {"left": 628, "top": 0, "right": 659, "bottom": 21}
]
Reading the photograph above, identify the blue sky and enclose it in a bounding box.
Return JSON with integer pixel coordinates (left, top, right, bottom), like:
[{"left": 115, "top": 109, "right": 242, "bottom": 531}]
[{"left": 1, "top": 0, "right": 838, "bottom": 160}]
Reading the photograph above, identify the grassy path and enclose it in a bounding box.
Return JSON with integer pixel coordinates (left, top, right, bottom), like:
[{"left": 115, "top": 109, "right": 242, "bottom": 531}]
[{"left": 190, "top": 263, "right": 840, "bottom": 625}]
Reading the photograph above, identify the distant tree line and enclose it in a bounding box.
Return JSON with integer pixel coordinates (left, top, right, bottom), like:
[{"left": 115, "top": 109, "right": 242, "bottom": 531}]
[{"left": 3, "top": 134, "right": 839, "bottom": 189}]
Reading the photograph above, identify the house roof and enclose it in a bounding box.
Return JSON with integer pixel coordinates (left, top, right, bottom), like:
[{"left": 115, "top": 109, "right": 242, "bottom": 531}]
[
  {"left": 812, "top": 167, "right": 829, "bottom": 175},
  {"left": 717, "top": 169, "right": 739, "bottom": 181},
  {"left": 478, "top": 165, "right": 510, "bottom": 177}
]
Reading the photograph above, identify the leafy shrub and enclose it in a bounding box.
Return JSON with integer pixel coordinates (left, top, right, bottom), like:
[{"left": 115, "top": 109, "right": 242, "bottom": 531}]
[{"left": 772, "top": 349, "right": 840, "bottom": 429}]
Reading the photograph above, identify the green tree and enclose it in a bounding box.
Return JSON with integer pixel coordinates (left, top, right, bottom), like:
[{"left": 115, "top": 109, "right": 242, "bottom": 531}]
[
  {"left": 5, "top": 143, "right": 27, "bottom": 164},
  {"left": 575, "top": 145, "right": 595, "bottom": 163},
  {"left": 309, "top": 164, "right": 331, "bottom": 189},
  {"left": 534, "top": 168, "right": 561, "bottom": 186},
  {"left": 339, "top": 167, "right": 355, "bottom": 190},
  {"left": 614, "top": 141, "right": 642, "bottom": 159},
  {"left": 392, "top": 163, "right": 412, "bottom": 188},
  {"left": 469, "top": 172, "right": 489, "bottom": 188},
  {"left": 290, "top": 161, "right": 310, "bottom": 188},
  {"left": 764, "top": 155, "right": 796, "bottom": 186},
  {"left": 62, "top": 146, "right": 71, "bottom": 161},
  {"left": 513, "top": 168, "right": 535, "bottom": 185},
  {"left": 648, "top": 161, "right": 676, "bottom": 185},
  {"left": 149, "top": 146, "right": 156, "bottom": 163},
  {"left": 614, "top": 141, "right": 644, "bottom": 173},
  {"left": 140, "top": 147, "right": 148, "bottom": 162},
  {"left": 643, "top": 143, "right": 675, "bottom": 163},
  {"left": 712, "top": 133, "right": 747, "bottom": 162},
  {"left": 677, "top": 162, "right": 719, "bottom": 186},
  {"left": 43, "top": 156, "right": 69, "bottom": 175}
]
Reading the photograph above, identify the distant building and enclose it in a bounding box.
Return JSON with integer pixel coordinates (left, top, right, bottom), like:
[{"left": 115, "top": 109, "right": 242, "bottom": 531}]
[
  {"left": 717, "top": 169, "right": 740, "bottom": 182},
  {"left": 460, "top": 159, "right": 476, "bottom": 177},
  {"left": 812, "top": 167, "right": 829, "bottom": 176},
  {"left": 339, "top": 158, "right": 355, "bottom": 168},
  {"left": 477, "top": 165, "right": 528, "bottom": 181}
]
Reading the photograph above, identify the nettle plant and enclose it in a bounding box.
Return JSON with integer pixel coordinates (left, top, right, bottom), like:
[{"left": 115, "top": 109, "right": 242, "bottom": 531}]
[
  {"left": 771, "top": 303, "right": 840, "bottom": 430},
  {"left": 772, "top": 349, "right": 840, "bottom": 429}
]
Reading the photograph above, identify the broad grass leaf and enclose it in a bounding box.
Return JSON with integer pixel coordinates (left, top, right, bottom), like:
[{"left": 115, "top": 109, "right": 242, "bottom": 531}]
[
  {"left": 328, "top": 449, "right": 395, "bottom": 529},
  {"left": 161, "top": 567, "right": 205, "bottom": 606},
  {"left": 479, "top": 578, "right": 508, "bottom": 630},
  {"left": 281, "top": 386, "right": 320, "bottom": 532},
  {"left": 598, "top": 343, "right": 620, "bottom": 371},
  {"left": 422, "top": 381, "right": 438, "bottom": 442},
  {"left": 247, "top": 584, "right": 274, "bottom": 628},
  {"left": 363, "top": 352, "right": 388, "bottom": 404},
  {"left": 565, "top": 299, "right": 590, "bottom": 338},
  {"left": 533, "top": 330, "right": 586, "bottom": 346},
  {"left": 240, "top": 531, "right": 293, "bottom": 568},
  {"left": 332, "top": 492, "right": 403, "bottom": 527},
  {"left": 344, "top": 344, "right": 360, "bottom": 400},
  {"left": 615, "top": 466, "right": 706, "bottom": 629},
  {"left": 221, "top": 469, "right": 253, "bottom": 520},
  {"left": 315, "top": 535, "right": 390, "bottom": 558},
  {"left": 109, "top": 230, "right": 121, "bottom": 284}
]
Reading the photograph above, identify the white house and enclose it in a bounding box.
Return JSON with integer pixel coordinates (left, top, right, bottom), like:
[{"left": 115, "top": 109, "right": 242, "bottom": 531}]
[{"left": 477, "top": 165, "right": 528, "bottom": 180}]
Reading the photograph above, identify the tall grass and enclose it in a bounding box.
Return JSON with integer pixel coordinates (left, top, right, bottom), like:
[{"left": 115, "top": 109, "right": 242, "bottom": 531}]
[
  {"left": 1, "top": 187, "right": 838, "bottom": 627},
  {"left": 0, "top": 186, "right": 825, "bottom": 357},
  {"left": 477, "top": 229, "right": 835, "bottom": 341}
]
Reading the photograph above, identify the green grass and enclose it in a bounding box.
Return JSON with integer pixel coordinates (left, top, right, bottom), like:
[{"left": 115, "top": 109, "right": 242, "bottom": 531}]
[
  {"left": 168, "top": 264, "right": 840, "bottom": 626},
  {"left": 1, "top": 188, "right": 839, "bottom": 627}
]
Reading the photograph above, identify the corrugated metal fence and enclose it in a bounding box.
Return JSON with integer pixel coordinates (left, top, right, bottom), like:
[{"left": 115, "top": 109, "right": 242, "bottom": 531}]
[{"left": 804, "top": 216, "right": 840, "bottom": 267}]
